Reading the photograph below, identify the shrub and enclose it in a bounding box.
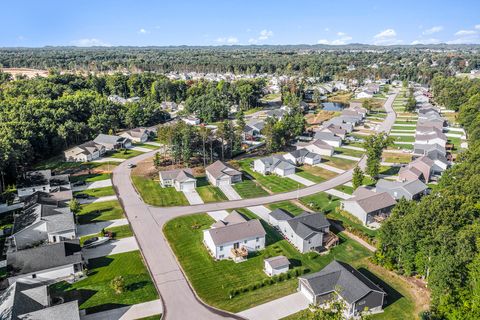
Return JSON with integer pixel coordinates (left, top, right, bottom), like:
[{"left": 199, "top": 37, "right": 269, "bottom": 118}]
[{"left": 110, "top": 276, "right": 125, "bottom": 294}]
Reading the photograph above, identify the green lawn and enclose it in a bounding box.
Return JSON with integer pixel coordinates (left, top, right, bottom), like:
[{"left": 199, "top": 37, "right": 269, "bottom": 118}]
[
  {"left": 49, "top": 251, "right": 158, "bottom": 314},
  {"left": 329, "top": 209, "right": 378, "bottom": 238},
  {"left": 163, "top": 213, "right": 372, "bottom": 312},
  {"left": 391, "top": 126, "right": 416, "bottom": 131},
  {"left": 196, "top": 178, "right": 228, "bottom": 203},
  {"left": 391, "top": 143, "right": 414, "bottom": 150},
  {"left": 77, "top": 200, "right": 125, "bottom": 224},
  {"left": 267, "top": 201, "right": 304, "bottom": 216},
  {"left": 34, "top": 157, "right": 118, "bottom": 173},
  {"left": 393, "top": 120, "right": 417, "bottom": 125},
  {"left": 131, "top": 175, "right": 189, "bottom": 206},
  {"left": 108, "top": 149, "right": 144, "bottom": 159},
  {"left": 322, "top": 156, "right": 357, "bottom": 170},
  {"left": 334, "top": 147, "right": 365, "bottom": 158},
  {"left": 334, "top": 185, "right": 354, "bottom": 194},
  {"left": 133, "top": 143, "right": 159, "bottom": 150},
  {"left": 382, "top": 153, "right": 412, "bottom": 163},
  {"left": 236, "top": 159, "right": 300, "bottom": 193},
  {"left": 394, "top": 136, "right": 415, "bottom": 143},
  {"left": 299, "top": 192, "right": 340, "bottom": 214},
  {"left": 296, "top": 165, "right": 338, "bottom": 182},
  {"left": 244, "top": 107, "right": 264, "bottom": 115},
  {"left": 75, "top": 186, "right": 116, "bottom": 198},
  {"left": 379, "top": 166, "right": 401, "bottom": 176},
  {"left": 232, "top": 179, "right": 269, "bottom": 198},
  {"left": 71, "top": 173, "right": 111, "bottom": 183},
  {"left": 80, "top": 224, "right": 133, "bottom": 245}
]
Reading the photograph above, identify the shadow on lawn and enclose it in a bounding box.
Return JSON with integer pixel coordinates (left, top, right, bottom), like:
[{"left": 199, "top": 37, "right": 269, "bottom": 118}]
[
  {"left": 77, "top": 208, "right": 115, "bottom": 224},
  {"left": 87, "top": 255, "right": 115, "bottom": 269},
  {"left": 86, "top": 303, "right": 130, "bottom": 315},
  {"left": 126, "top": 280, "right": 150, "bottom": 291},
  {"left": 357, "top": 267, "right": 403, "bottom": 307}
]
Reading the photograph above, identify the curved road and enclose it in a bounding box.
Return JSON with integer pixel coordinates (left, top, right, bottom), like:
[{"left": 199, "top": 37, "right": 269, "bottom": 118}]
[{"left": 112, "top": 91, "right": 398, "bottom": 319}]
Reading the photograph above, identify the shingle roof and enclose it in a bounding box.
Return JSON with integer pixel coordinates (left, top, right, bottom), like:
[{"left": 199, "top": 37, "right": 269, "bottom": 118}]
[
  {"left": 94, "top": 134, "right": 125, "bottom": 145},
  {"left": 286, "top": 212, "right": 330, "bottom": 240},
  {"left": 346, "top": 188, "right": 396, "bottom": 214},
  {"left": 17, "top": 301, "right": 80, "bottom": 320},
  {"left": 300, "top": 260, "right": 385, "bottom": 304},
  {"left": 206, "top": 160, "right": 242, "bottom": 180},
  {"left": 265, "top": 256, "right": 290, "bottom": 269},
  {"left": 376, "top": 179, "right": 427, "bottom": 197},
  {"left": 269, "top": 208, "right": 293, "bottom": 221},
  {"left": 0, "top": 281, "right": 49, "bottom": 320},
  {"left": 159, "top": 168, "right": 196, "bottom": 182},
  {"left": 313, "top": 131, "right": 342, "bottom": 142},
  {"left": 206, "top": 219, "right": 266, "bottom": 246}
]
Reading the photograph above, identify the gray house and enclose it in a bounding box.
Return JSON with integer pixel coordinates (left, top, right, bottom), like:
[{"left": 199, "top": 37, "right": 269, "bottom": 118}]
[
  {"left": 159, "top": 168, "right": 197, "bottom": 191},
  {"left": 205, "top": 160, "right": 242, "bottom": 186},
  {"left": 253, "top": 156, "right": 296, "bottom": 176},
  {"left": 93, "top": 134, "right": 132, "bottom": 150},
  {"left": 299, "top": 260, "right": 386, "bottom": 318},
  {"left": 375, "top": 179, "right": 428, "bottom": 200}
]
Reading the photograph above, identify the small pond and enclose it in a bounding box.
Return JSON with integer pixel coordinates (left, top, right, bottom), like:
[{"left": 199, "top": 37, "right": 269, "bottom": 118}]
[{"left": 321, "top": 102, "right": 348, "bottom": 111}]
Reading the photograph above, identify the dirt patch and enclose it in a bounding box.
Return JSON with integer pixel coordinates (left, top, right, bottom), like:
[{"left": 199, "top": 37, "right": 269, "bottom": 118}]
[
  {"left": 1, "top": 68, "right": 49, "bottom": 79},
  {"left": 132, "top": 156, "right": 206, "bottom": 178},
  {"left": 306, "top": 110, "right": 339, "bottom": 126}
]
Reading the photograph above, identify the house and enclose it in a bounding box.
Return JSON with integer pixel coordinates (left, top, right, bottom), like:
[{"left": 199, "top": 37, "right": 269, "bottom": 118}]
[
  {"left": 313, "top": 132, "right": 342, "bottom": 147},
  {"left": 264, "top": 256, "right": 290, "bottom": 277},
  {"left": 94, "top": 134, "right": 132, "bottom": 150},
  {"left": 7, "top": 240, "right": 84, "bottom": 285},
  {"left": 161, "top": 101, "right": 177, "bottom": 111},
  {"left": 300, "top": 139, "right": 334, "bottom": 157},
  {"left": 398, "top": 156, "right": 434, "bottom": 182},
  {"left": 0, "top": 280, "right": 80, "bottom": 320},
  {"left": 16, "top": 170, "right": 71, "bottom": 198},
  {"left": 341, "top": 110, "right": 363, "bottom": 122},
  {"left": 375, "top": 179, "right": 428, "bottom": 200},
  {"left": 159, "top": 168, "right": 197, "bottom": 191},
  {"left": 283, "top": 149, "right": 321, "bottom": 166},
  {"left": 181, "top": 116, "right": 201, "bottom": 125},
  {"left": 356, "top": 90, "right": 374, "bottom": 99},
  {"left": 319, "top": 124, "right": 347, "bottom": 139},
  {"left": 324, "top": 118, "right": 354, "bottom": 133},
  {"left": 205, "top": 160, "right": 242, "bottom": 186},
  {"left": 203, "top": 211, "right": 266, "bottom": 262},
  {"left": 64, "top": 141, "right": 105, "bottom": 162},
  {"left": 244, "top": 120, "right": 265, "bottom": 139},
  {"left": 265, "top": 108, "right": 288, "bottom": 120},
  {"left": 253, "top": 156, "right": 296, "bottom": 176},
  {"left": 341, "top": 187, "right": 397, "bottom": 225},
  {"left": 8, "top": 196, "right": 76, "bottom": 251},
  {"left": 119, "top": 128, "right": 150, "bottom": 143},
  {"left": 415, "top": 131, "right": 447, "bottom": 148},
  {"left": 413, "top": 143, "right": 446, "bottom": 157},
  {"left": 299, "top": 260, "right": 386, "bottom": 318},
  {"left": 271, "top": 210, "right": 338, "bottom": 253}
]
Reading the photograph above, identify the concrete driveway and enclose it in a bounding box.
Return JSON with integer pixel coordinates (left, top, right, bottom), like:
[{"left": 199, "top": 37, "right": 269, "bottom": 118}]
[
  {"left": 287, "top": 174, "right": 315, "bottom": 186},
  {"left": 83, "top": 237, "right": 139, "bottom": 260},
  {"left": 92, "top": 157, "right": 126, "bottom": 163},
  {"left": 237, "top": 292, "right": 310, "bottom": 320},
  {"left": 73, "top": 179, "right": 112, "bottom": 192},
  {"left": 78, "top": 195, "right": 117, "bottom": 204},
  {"left": 219, "top": 185, "right": 242, "bottom": 200},
  {"left": 183, "top": 190, "right": 204, "bottom": 205},
  {"left": 77, "top": 218, "right": 129, "bottom": 237},
  {"left": 315, "top": 163, "right": 345, "bottom": 174},
  {"left": 130, "top": 146, "right": 152, "bottom": 152},
  {"left": 207, "top": 210, "right": 229, "bottom": 221}
]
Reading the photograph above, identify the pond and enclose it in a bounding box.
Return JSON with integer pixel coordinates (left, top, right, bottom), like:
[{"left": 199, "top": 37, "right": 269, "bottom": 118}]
[{"left": 321, "top": 102, "right": 348, "bottom": 111}]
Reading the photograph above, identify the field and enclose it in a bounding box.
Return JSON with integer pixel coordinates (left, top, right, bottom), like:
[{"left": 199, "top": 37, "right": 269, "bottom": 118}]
[
  {"left": 232, "top": 179, "right": 269, "bottom": 198},
  {"left": 196, "top": 177, "right": 228, "bottom": 203},
  {"left": 131, "top": 175, "right": 189, "bottom": 206},
  {"left": 163, "top": 213, "right": 372, "bottom": 312},
  {"left": 267, "top": 201, "right": 304, "bottom": 215},
  {"left": 108, "top": 149, "right": 144, "bottom": 159},
  {"left": 321, "top": 156, "right": 357, "bottom": 170},
  {"left": 77, "top": 200, "right": 125, "bottom": 224},
  {"left": 299, "top": 192, "right": 340, "bottom": 214},
  {"left": 49, "top": 251, "right": 158, "bottom": 314}
]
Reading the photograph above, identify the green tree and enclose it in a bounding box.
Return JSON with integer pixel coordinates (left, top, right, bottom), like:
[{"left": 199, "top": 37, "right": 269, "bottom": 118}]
[
  {"left": 363, "top": 133, "right": 392, "bottom": 178},
  {"left": 69, "top": 198, "right": 81, "bottom": 214},
  {"left": 352, "top": 166, "right": 365, "bottom": 190}
]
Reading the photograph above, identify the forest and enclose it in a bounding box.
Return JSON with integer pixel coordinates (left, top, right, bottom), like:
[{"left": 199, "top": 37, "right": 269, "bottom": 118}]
[{"left": 375, "top": 76, "right": 480, "bottom": 319}]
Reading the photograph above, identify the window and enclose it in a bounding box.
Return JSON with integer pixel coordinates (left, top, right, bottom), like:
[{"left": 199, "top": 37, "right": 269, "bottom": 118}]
[
  {"left": 256, "top": 237, "right": 259, "bottom": 242},
  {"left": 255, "top": 245, "right": 260, "bottom": 249},
  {"left": 219, "top": 246, "right": 223, "bottom": 251},
  {"left": 244, "top": 240, "right": 247, "bottom": 244},
  {"left": 219, "top": 254, "right": 224, "bottom": 259},
  {"left": 32, "top": 274, "right": 37, "bottom": 279},
  {"left": 52, "top": 236, "right": 57, "bottom": 242}
]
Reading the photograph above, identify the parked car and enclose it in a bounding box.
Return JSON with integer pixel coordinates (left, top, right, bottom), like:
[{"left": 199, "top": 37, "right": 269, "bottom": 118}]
[
  {"left": 127, "top": 163, "right": 136, "bottom": 168},
  {"left": 74, "top": 193, "right": 90, "bottom": 199},
  {"left": 83, "top": 236, "right": 110, "bottom": 249},
  {"left": 72, "top": 180, "right": 86, "bottom": 187}
]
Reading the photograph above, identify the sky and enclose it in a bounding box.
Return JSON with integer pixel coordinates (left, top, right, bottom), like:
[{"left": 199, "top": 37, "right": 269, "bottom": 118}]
[{"left": 1, "top": 0, "right": 480, "bottom": 47}]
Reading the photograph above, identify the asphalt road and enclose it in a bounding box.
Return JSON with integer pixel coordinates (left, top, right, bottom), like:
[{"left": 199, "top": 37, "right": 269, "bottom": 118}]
[{"left": 111, "top": 90, "right": 398, "bottom": 320}]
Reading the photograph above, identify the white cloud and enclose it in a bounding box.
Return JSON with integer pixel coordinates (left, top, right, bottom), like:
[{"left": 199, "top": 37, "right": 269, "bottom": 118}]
[
  {"left": 411, "top": 38, "right": 440, "bottom": 45},
  {"left": 138, "top": 28, "right": 148, "bottom": 34},
  {"left": 71, "top": 38, "right": 110, "bottom": 47},
  {"left": 455, "top": 29, "right": 477, "bottom": 36},
  {"left": 423, "top": 26, "right": 443, "bottom": 35},
  {"left": 374, "top": 29, "right": 397, "bottom": 39},
  {"left": 476, "top": 24, "right": 480, "bottom": 30},
  {"left": 216, "top": 36, "right": 238, "bottom": 44},
  {"left": 317, "top": 32, "right": 352, "bottom": 45},
  {"left": 337, "top": 31, "right": 347, "bottom": 37},
  {"left": 258, "top": 29, "right": 273, "bottom": 40},
  {"left": 317, "top": 39, "right": 329, "bottom": 45}
]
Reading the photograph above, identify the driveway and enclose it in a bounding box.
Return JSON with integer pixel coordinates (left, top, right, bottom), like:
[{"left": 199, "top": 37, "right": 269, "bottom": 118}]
[
  {"left": 333, "top": 154, "right": 361, "bottom": 161},
  {"left": 78, "top": 195, "right": 117, "bottom": 204},
  {"left": 77, "top": 218, "right": 129, "bottom": 237},
  {"left": 81, "top": 299, "right": 163, "bottom": 320},
  {"left": 92, "top": 157, "right": 126, "bottom": 163},
  {"left": 287, "top": 174, "right": 315, "bottom": 186},
  {"left": 315, "top": 163, "right": 345, "bottom": 174},
  {"left": 207, "top": 210, "right": 229, "bottom": 221},
  {"left": 324, "top": 188, "right": 352, "bottom": 200},
  {"left": 130, "top": 146, "right": 152, "bottom": 153},
  {"left": 183, "top": 190, "right": 204, "bottom": 205},
  {"left": 246, "top": 205, "right": 271, "bottom": 221},
  {"left": 73, "top": 179, "right": 112, "bottom": 192},
  {"left": 83, "top": 237, "right": 139, "bottom": 260},
  {"left": 219, "top": 185, "right": 242, "bottom": 200},
  {"left": 237, "top": 292, "right": 310, "bottom": 320}
]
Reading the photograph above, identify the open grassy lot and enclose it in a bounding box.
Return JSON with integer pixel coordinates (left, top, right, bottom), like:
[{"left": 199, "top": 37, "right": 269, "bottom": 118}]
[
  {"left": 236, "top": 159, "right": 299, "bottom": 193},
  {"left": 131, "top": 175, "right": 189, "bottom": 206},
  {"left": 391, "top": 143, "right": 414, "bottom": 150},
  {"left": 196, "top": 177, "right": 228, "bottom": 203},
  {"left": 300, "top": 192, "right": 340, "bottom": 214},
  {"left": 334, "top": 184, "right": 354, "bottom": 194},
  {"left": 393, "top": 120, "right": 417, "bottom": 125},
  {"left": 232, "top": 179, "right": 269, "bottom": 198},
  {"left": 322, "top": 156, "right": 357, "bottom": 170},
  {"left": 75, "top": 186, "right": 116, "bottom": 198},
  {"left": 334, "top": 147, "right": 365, "bottom": 158},
  {"left": 49, "top": 251, "right": 158, "bottom": 314},
  {"left": 71, "top": 173, "right": 111, "bottom": 183},
  {"left": 383, "top": 152, "right": 412, "bottom": 164},
  {"left": 133, "top": 143, "right": 159, "bottom": 150},
  {"left": 34, "top": 156, "right": 119, "bottom": 173},
  {"left": 394, "top": 136, "right": 415, "bottom": 143},
  {"left": 391, "top": 126, "right": 416, "bottom": 131},
  {"left": 267, "top": 201, "right": 304, "bottom": 216},
  {"left": 108, "top": 149, "right": 144, "bottom": 159},
  {"left": 299, "top": 165, "right": 338, "bottom": 181},
  {"left": 163, "top": 213, "right": 372, "bottom": 312},
  {"left": 80, "top": 224, "right": 133, "bottom": 245},
  {"left": 295, "top": 169, "right": 325, "bottom": 183},
  {"left": 77, "top": 200, "right": 124, "bottom": 224}
]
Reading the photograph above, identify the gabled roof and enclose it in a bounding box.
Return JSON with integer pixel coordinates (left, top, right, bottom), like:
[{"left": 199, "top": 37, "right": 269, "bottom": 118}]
[
  {"left": 122, "top": 128, "right": 149, "bottom": 138},
  {"left": 257, "top": 156, "right": 296, "bottom": 171},
  {"left": 300, "top": 260, "right": 385, "bottom": 304},
  {"left": 0, "top": 281, "right": 49, "bottom": 320},
  {"left": 64, "top": 141, "right": 104, "bottom": 157},
  {"left": 313, "top": 131, "right": 342, "bottom": 142},
  {"left": 345, "top": 187, "right": 396, "bottom": 214},
  {"left": 206, "top": 219, "right": 266, "bottom": 246},
  {"left": 206, "top": 160, "right": 242, "bottom": 180},
  {"left": 376, "top": 179, "right": 427, "bottom": 197},
  {"left": 265, "top": 256, "right": 290, "bottom": 269},
  {"left": 308, "top": 139, "right": 334, "bottom": 150},
  {"left": 286, "top": 212, "right": 330, "bottom": 240},
  {"left": 269, "top": 208, "right": 293, "bottom": 221},
  {"left": 159, "top": 168, "right": 196, "bottom": 182},
  {"left": 94, "top": 134, "right": 128, "bottom": 145},
  {"left": 211, "top": 211, "right": 246, "bottom": 228}
]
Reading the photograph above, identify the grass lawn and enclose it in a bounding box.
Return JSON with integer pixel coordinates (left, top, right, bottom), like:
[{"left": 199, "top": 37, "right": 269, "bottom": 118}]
[
  {"left": 300, "top": 192, "right": 340, "bottom": 214},
  {"left": 236, "top": 159, "right": 299, "bottom": 193},
  {"left": 49, "top": 251, "right": 158, "bottom": 314},
  {"left": 196, "top": 177, "right": 228, "bottom": 203},
  {"left": 80, "top": 224, "right": 133, "bottom": 245},
  {"left": 244, "top": 107, "right": 263, "bottom": 115},
  {"left": 334, "top": 147, "right": 365, "bottom": 158},
  {"left": 71, "top": 173, "right": 111, "bottom": 183},
  {"left": 391, "top": 143, "right": 414, "bottom": 150},
  {"left": 232, "top": 179, "right": 269, "bottom": 198},
  {"left": 334, "top": 185, "right": 354, "bottom": 194},
  {"left": 329, "top": 209, "right": 378, "bottom": 238},
  {"left": 295, "top": 169, "right": 324, "bottom": 183},
  {"left": 109, "top": 149, "right": 144, "bottom": 159},
  {"left": 322, "top": 156, "right": 357, "bottom": 170},
  {"left": 261, "top": 93, "right": 281, "bottom": 101},
  {"left": 77, "top": 200, "right": 125, "bottom": 224},
  {"left": 299, "top": 165, "right": 338, "bottom": 181},
  {"left": 34, "top": 156, "right": 119, "bottom": 174},
  {"left": 131, "top": 175, "right": 189, "bottom": 207},
  {"left": 394, "top": 136, "right": 415, "bottom": 143},
  {"left": 382, "top": 153, "right": 412, "bottom": 163},
  {"left": 75, "top": 186, "right": 116, "bottom": 198},
  {"left": 133, "top": 143, "right": 159, "bottom": 150},
  {"left": 163, "top": 213, "right": 372, "bottom": 312},
  {"left": 379, "top": 166, "right": 401, "bottom": 176},
  {"left": 393, "top": 120, "right": 417, "bottom": 125},
  {"left": 267, "top": 201, "right": 304, "bottom": 216},
  {"left": 390, "top": 126, "right": 416, "bottom": 131}
]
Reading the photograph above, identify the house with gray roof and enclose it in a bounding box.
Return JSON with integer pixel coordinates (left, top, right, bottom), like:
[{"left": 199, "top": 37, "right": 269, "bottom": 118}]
[
  {"left": 93, "top": 134, "right": 132, "bottom": 150},
  {"left": 17, "top": 170, "right": 71, "bottom": 198},
  {"left": 324, "top": 118, "right": 354, "bottom": 133},
  {"left": 319, "top": 124, "right": 347, "bottom": 139},
  {"left": 0, "top": 280, "right": 80, "bottom": 320},
  {"left": 283, "top": 149, "right": 321, "bottom": 166},
  {"left": 299, "top": 260, "right": 385, "bottom": 317},
  {"left": 64, "top": 140, "right": 106, "bottom": 162},
  {"left": 264, "top": 256, "right": 290, "bottom": 277},
  {"left": 7, "top": 240, "right": 84, "bottom": 285},
  {"left": 341, "top": 187, "right": 396, "bottom": 225},
  {"left": 313, "top": 132, "right": 342, "bottom": 147},
  {"left": 159, "top": 168, "right": 197, "bottom": 191},
  {"left": 119, "top": 128, "right": 150, "bottom": 143},
  {"left": 203, "top": 211, "right": 266, "bottom": 262},
  {"left": 205, "top": 160, "right": 242, "bottom": 186},
  {"left": 375, "top": 179, "right": 428, "bottom": 200},
  {"left": 243, "top": 120, "right": 265, "bottom": 139},
  {"left": 253, "top": 156, "right": 296, "bottom": 177},
  {"left": 398, "top": 156, "right": 434, "bottom": 182},
  {"left": 299, "top": 139, "right": 334, "bottom": 156}
]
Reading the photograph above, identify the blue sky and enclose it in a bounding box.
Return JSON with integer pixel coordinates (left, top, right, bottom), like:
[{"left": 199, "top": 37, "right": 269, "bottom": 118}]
[{"left": 2, "top": 0, "right": 480, "bottom": 47}]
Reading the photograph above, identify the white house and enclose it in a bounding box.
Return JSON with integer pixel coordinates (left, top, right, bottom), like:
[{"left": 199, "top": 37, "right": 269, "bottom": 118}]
[
  {"left": 203, "top": 211, "right": 266, "bottom": 262},
  {"left": 205, "top": 160, "right": 242, "bottom": 186},
  {"left": 119, "top": 128, "right": 150, "bottom": 143},
  {"left": 7, "top": 240, "right": 84, "bottom": 285},
  {"left": 64, "top": 141, "right": 105, "bottom": 162},
  {"left": 283, "top": 149, "right": 321, "bottom": 166},
  {"left": 415, "top": 131, "right": 447, "bottom": 148},
  {"left": 264, "top": 256, "right": 290, "bottom": 277},
  {"left": 313, "top": 132, "right": 342, "bottom": 147},
  {"left": 300, "top": 139, "right": 334, "bottom": 157},
  {"left": 253, "top": 156, "right": 296, "bottom": 176},
  {"left": 182, "top": 117, "right": 201, "bottom": 125},
  {"left": 356, "top": 90, "right": 374, "bottom": 99},
  {"left": 159, "top": 168, "right": 197, "bottom": 191}
]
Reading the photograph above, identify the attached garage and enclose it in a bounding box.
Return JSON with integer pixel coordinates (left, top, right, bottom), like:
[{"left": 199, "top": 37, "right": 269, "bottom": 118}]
[{"left": 299, "top": 280, "right": 315, "bottom": 303}]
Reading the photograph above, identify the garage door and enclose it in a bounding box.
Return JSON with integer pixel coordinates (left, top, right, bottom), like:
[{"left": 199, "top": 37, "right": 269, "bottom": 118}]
[
  {"left": 300, "top": 283, "right": 315, "bottom": 303},
  {"left": 218, "top": 178, "right": 231, "bottom": 186}
]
